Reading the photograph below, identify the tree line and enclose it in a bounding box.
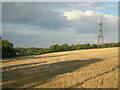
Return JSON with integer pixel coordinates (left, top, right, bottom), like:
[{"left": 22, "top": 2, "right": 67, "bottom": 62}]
[{"left": 2, "top": 40, "right": 120, "bottom": 58}]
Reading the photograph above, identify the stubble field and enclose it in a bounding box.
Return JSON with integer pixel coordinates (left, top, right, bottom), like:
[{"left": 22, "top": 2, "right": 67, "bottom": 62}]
[{"left": 2, "top": 47, "right": 119, "bottom": 88}]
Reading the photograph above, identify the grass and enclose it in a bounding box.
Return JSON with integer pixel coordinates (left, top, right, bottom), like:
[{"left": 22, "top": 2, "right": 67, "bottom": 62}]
[{"left": 2, "top": 47, "right": 119, "bottom": 88}]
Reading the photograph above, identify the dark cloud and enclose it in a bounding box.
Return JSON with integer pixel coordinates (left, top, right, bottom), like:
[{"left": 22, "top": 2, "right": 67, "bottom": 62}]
[{"left": 2, "top": 2, "right": 69, "bottom": 30}]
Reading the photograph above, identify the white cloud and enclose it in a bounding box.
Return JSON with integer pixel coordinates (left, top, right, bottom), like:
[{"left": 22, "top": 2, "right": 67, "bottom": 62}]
[
  {"left": 64, "top": 10, "right": 117, "bottom": 23},
  {"left": 64, "top": 10, "right": 84, "bottom": 20},
  {"left": 67, "top": 2, "right": 105, "bottom": 10},
  {"left": 64, "top": 10, "right": 103, "bottom": 20}
]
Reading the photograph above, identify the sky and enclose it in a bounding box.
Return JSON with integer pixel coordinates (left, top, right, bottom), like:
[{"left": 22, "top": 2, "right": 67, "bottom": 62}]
[{"left": 2, "top": 2, "right": 118, "bottom": 48}]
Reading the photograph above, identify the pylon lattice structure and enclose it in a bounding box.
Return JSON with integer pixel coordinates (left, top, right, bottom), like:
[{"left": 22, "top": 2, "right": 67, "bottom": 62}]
[{"left": 97, "top": 19, "right": 104, "bottom": 45}]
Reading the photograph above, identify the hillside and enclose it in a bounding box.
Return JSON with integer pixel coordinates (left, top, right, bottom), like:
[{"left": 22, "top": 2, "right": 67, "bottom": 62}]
[{"left": 2, "top": 47, "right": 119, "bottom": 88}]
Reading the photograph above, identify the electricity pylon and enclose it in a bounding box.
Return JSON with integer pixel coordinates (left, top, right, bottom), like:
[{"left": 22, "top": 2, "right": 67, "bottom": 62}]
[{"left": 97, "top": 19, "right": 104, "bottom": 47}]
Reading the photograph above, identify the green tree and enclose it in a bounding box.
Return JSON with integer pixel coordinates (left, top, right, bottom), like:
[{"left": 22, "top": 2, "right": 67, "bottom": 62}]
[
  {"left": 27, "top": 48, "right": 34, "bottom": 55},
  {"left": 81, "top": 44, "right": 91, "bottom": 49},
  {"left": 70, "top": 44, "right": 76, "bottom": 50},
  {"left": 14, "top": 48, "right": 28, "bottom": 56},
  {"left": 75, "top": 45, "right": 81, "bottom": 50},
  {"left": 118, "top": 42, "right": 120, "bottom": 47},
  {"left": 61, "top": 43, "right": 70, "bottom": 51},
  {"left": 111, "top": 43, "right": 118, "bottom": 47},
  {"left": 2, "top": 40, "right": 16, "bottom": 58},
  {"left": 91, "top": 44, "right": 97, "bottom": 48},
  {"left": 49, "top": 44, "right": 61, "bottom": 52}
]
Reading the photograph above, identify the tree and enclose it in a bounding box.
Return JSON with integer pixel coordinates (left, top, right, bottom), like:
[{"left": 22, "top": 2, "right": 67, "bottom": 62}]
[
  {"left": 49, "top": 44, "right": 61, "bottom": 52},
  {"left": 61, "top": 43, "right": 70, "bottom": 51},
  {"left": 70, "top": 44, "right": 76, "bottom": 50},
  {"left": 111, "top": 43, "right": 118, "bottom": 47},
  {"left": 102, "top": 43, "right": 109, "bottom": 48},
  {"left": 91, "top": 44, "right": 97, "bottom": 48},
  {"left": 2, "top": 40, "right": 16, "bottom": 58},
  {"left": 75, "top": 45, "right": 81, "bottom": 50},
  {"left": 80, "top": 44, "right": 91, "bottom": 49},
  {"left": 27, "top": 48, "right": 34, "bottom": 55},
  {"left": 118, "top": 42, "right": 120, "bottom": 47}
]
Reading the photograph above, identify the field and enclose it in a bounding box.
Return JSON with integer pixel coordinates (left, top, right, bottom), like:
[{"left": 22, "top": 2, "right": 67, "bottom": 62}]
[{"left": 2, "top": 47, "right": 119, "bottom": 88}]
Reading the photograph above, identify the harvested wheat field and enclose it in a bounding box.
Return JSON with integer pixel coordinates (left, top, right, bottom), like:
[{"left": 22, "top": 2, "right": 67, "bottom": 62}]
[{"left": 2, "top": 47, "right": 119, "bottom": 88}]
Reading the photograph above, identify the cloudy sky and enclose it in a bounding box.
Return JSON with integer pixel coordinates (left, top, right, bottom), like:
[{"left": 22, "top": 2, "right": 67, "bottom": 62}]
[{"left": 2, "top": 2, "right": 118, "bottom": 48}]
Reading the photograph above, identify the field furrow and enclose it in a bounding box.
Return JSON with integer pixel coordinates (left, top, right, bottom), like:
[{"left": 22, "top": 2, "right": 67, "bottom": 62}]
[{"left": 2, "top": 47, "right": 118, "bottom": 88}]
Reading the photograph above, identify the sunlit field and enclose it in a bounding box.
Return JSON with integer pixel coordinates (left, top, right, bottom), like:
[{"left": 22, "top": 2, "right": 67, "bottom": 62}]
[{"left": 2, "top": 47, "right": 119, "bottom": 88}]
